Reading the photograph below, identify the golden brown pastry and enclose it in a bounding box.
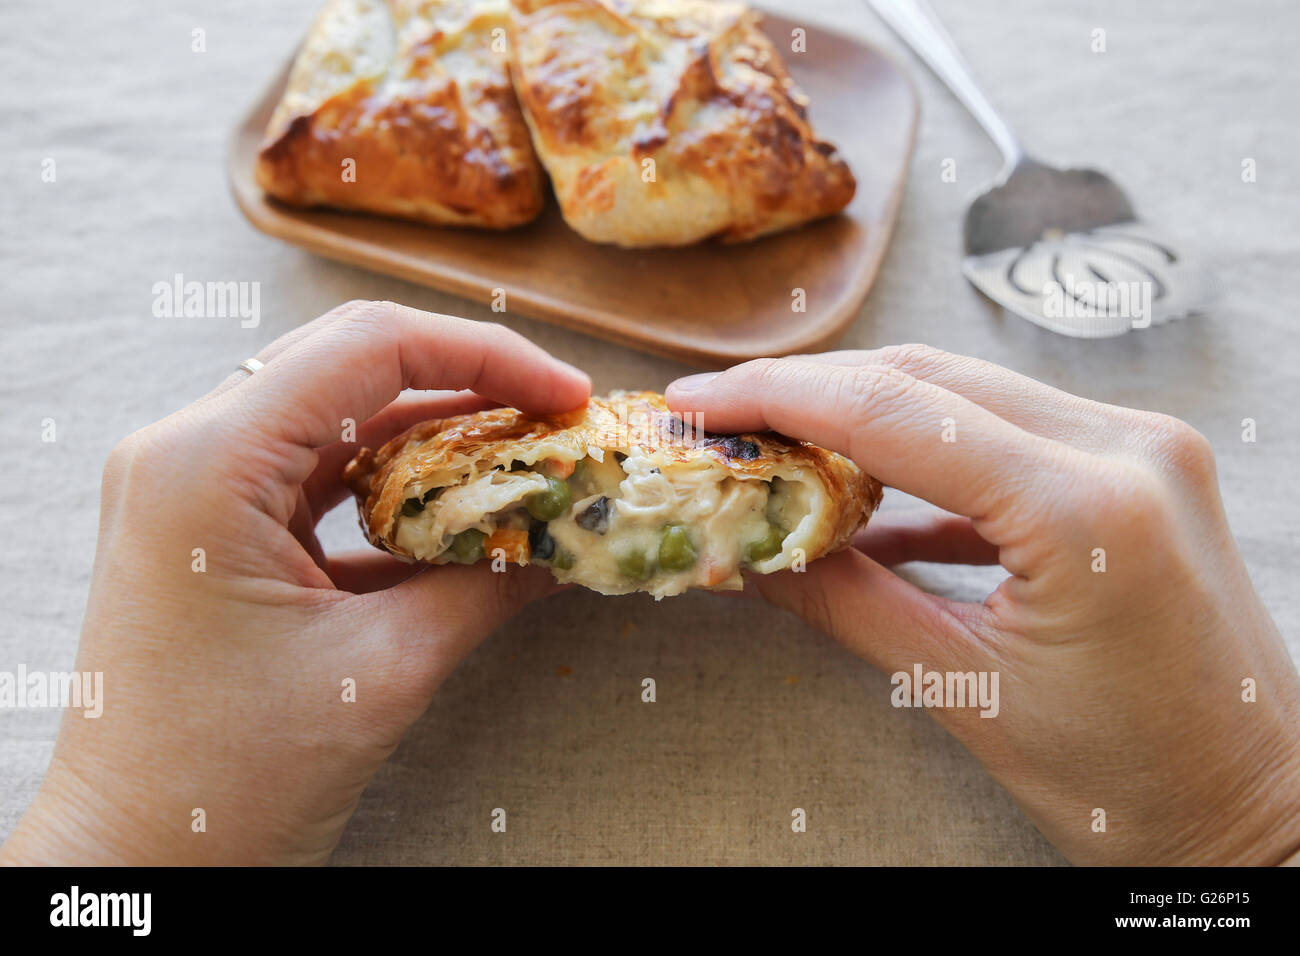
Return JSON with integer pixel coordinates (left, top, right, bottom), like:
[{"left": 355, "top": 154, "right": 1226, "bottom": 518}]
[
  {"left": 344, "top": 391, "right": 882, "bottom": 598},
  {"left": 507, "top": 0, "right": 856, "bottom": 246},
  {"left": 257, "top": 0, "right": 546, "bottom": 228}
]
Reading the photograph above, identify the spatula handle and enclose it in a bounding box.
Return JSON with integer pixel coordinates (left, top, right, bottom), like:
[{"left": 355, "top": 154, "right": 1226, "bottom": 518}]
[{"left": 865, "top": 0, "right": 1023, "bottom": 169}]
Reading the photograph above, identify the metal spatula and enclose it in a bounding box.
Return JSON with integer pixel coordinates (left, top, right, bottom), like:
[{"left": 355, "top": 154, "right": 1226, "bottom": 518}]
[{"left": 866, "top": 0, "right": 1216, "bottom": 338}]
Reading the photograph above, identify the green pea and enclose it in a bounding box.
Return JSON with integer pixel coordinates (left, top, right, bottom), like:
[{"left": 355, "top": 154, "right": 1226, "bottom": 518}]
[
  {"left": 551, "top": 548, "right": 575, "bottom": 571},
  {"left": 746, "top": 523, "right": 786, "bottom": 563},
  {"left": 567, "top": 459, "right": 590, "bottom": 489},
  {"left": 401, "top": 497, "right": 424, "bottom": 517},
  {"left": 616, "top": 547, "right": 649, "bottom": 579},
  {"left": 525, "top": 476, "right": 572, "bottom": 521},
  {"left": 657, "top": 525, "right": 697, "bottom": 571},
  {"left": 448, "top": 528, "right": 485, "bottom": 563}
]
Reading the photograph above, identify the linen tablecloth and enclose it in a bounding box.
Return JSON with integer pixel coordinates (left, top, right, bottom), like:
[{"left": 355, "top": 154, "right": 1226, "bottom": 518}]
[{"left": 2, "top": 0, "right": 1296, "bottom": 864}]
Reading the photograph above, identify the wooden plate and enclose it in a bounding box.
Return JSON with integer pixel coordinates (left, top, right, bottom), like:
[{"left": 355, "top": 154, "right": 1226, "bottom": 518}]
[{"left": 227, "top": 12, "right": 918, "bottom": 367}]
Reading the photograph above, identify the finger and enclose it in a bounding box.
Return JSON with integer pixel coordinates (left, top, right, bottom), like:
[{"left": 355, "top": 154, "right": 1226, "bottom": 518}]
[
  {"left": 358, "top": 562, "right": 557, "bottom": 695},
  {"left": 667, "top": 357, "right": 1075, "bottom": 534},
  {"left": 302, "top": 389, "right": 500, "bottom": 522},
  {"left": 288, "top": 486, "right": 327, "bottom": 565},
  {"left": 852, "top": 509, "right": 1000, "bottom": 566},
  {"left": 203, "top": 302, "right": 358, "bottom": 400},
  {"left": 752, "top": 548, "right": 990, "bottom": 676},
  {"left": 213, "top": 300, "right": 590, "bottom": 458},
  {"left": 326, "top": 549, "right": 425, "bottom": 594},
  {"left": 782, "top": 345, "right": 1138, "bottom": 453}
]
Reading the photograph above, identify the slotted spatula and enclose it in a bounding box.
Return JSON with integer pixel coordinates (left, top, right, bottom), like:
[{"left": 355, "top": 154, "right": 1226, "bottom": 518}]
[{"left": 866, "top": 0, "right": 1216, "bottom": 337}]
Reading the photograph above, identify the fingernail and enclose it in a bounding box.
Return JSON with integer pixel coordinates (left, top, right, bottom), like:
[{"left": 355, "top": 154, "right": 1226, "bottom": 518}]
[{"left": 670, "top": 372, "right": 719, "bottom": 393}]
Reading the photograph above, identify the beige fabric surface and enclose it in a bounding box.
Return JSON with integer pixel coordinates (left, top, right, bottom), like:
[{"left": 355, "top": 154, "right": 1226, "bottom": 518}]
[{"left": 1, "top": 0, "right": 1297, "bottom": 865}]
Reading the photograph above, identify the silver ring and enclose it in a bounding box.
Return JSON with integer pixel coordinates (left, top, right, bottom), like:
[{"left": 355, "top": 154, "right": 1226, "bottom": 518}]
[{"left": 237, "top": 358, "right": 265, "bottom": 377}]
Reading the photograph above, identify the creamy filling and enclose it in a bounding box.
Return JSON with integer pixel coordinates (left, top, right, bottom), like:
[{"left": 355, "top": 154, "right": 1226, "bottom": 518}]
[{"left": 389, "top": 447, "right": 816, "bottom": 598}]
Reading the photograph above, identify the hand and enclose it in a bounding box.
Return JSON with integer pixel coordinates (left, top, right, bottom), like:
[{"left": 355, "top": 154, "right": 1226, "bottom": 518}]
[
  {"left": 0, "top": 301, "right": 590, "bottom": 865},
  {"left": 668, "top": 345, "right": 1300, "bottom": 866}
]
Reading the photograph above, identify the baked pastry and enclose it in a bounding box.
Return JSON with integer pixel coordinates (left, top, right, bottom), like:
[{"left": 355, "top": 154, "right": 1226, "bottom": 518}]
[
  {"left": 343, "top": 391, "right": 882, "bottom": 598},
  {"left": 507, "top": 0, "right": 856, "bottom": 246},
  {"left": 257, "top": 0, "right": 546, "bottom": 228}
]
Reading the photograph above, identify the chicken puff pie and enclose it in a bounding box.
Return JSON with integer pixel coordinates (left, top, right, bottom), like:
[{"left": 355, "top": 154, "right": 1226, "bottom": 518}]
[
  {"left": 257, "top": 0, "right": 546, "bottom": 228},
  {"left": 507, "top": 0, "right": 857, "bottom": 246},
  {"left": 343, "top": 391, "right": 883, "bottom": 599}
]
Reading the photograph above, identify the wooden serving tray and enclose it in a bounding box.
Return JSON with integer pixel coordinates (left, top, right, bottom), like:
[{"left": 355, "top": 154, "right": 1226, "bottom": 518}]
[{"left": 227, "top": 12, "right": 918, "bottom": 366}]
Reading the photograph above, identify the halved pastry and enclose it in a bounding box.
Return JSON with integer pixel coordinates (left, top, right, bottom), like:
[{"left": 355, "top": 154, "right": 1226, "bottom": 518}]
[
  {"left": 257, "top": 0, "right": 546, "bottom": 228},
  {"left": 343, "top": 391, "right": 882, "bottom": 598},
  {"left": 507, "top": 0, "right": 857, "bottom": 246}
]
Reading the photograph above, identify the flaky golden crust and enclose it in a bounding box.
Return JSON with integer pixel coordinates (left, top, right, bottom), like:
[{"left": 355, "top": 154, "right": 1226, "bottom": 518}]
[
  {"left": 257, "top": 0, "right": 546, "bottom": 229},
  {"left": 508, "top": 0, "right": 856, "bottom": 246},
  {"left": 343, "top": 391, "right": 882, "bottom": 571}
]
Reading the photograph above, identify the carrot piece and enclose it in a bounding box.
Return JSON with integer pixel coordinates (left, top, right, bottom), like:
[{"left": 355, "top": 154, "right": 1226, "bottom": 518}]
[
  {"left": 545, "top": 457, "right": 576, "bottom": 478},
  {"left": 701, "top": 556, "right": 732, "bottom": 587},
  {"left": 485, "top": 528, "right": 530, "bottom": 564}
]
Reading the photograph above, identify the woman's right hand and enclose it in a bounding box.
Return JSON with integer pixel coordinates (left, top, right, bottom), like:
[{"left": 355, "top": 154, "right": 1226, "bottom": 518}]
[{"left": 668, "top": 345, "right": 1300, "bottom": 866}]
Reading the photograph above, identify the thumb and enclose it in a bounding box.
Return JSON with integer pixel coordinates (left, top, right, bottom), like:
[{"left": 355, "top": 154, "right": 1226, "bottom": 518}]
[
  {"left": 359, "top": 561, "right": 557, "bottom": 698},
  {"left": 752, "top": 548, "right": 984, "bottom": 676}
]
